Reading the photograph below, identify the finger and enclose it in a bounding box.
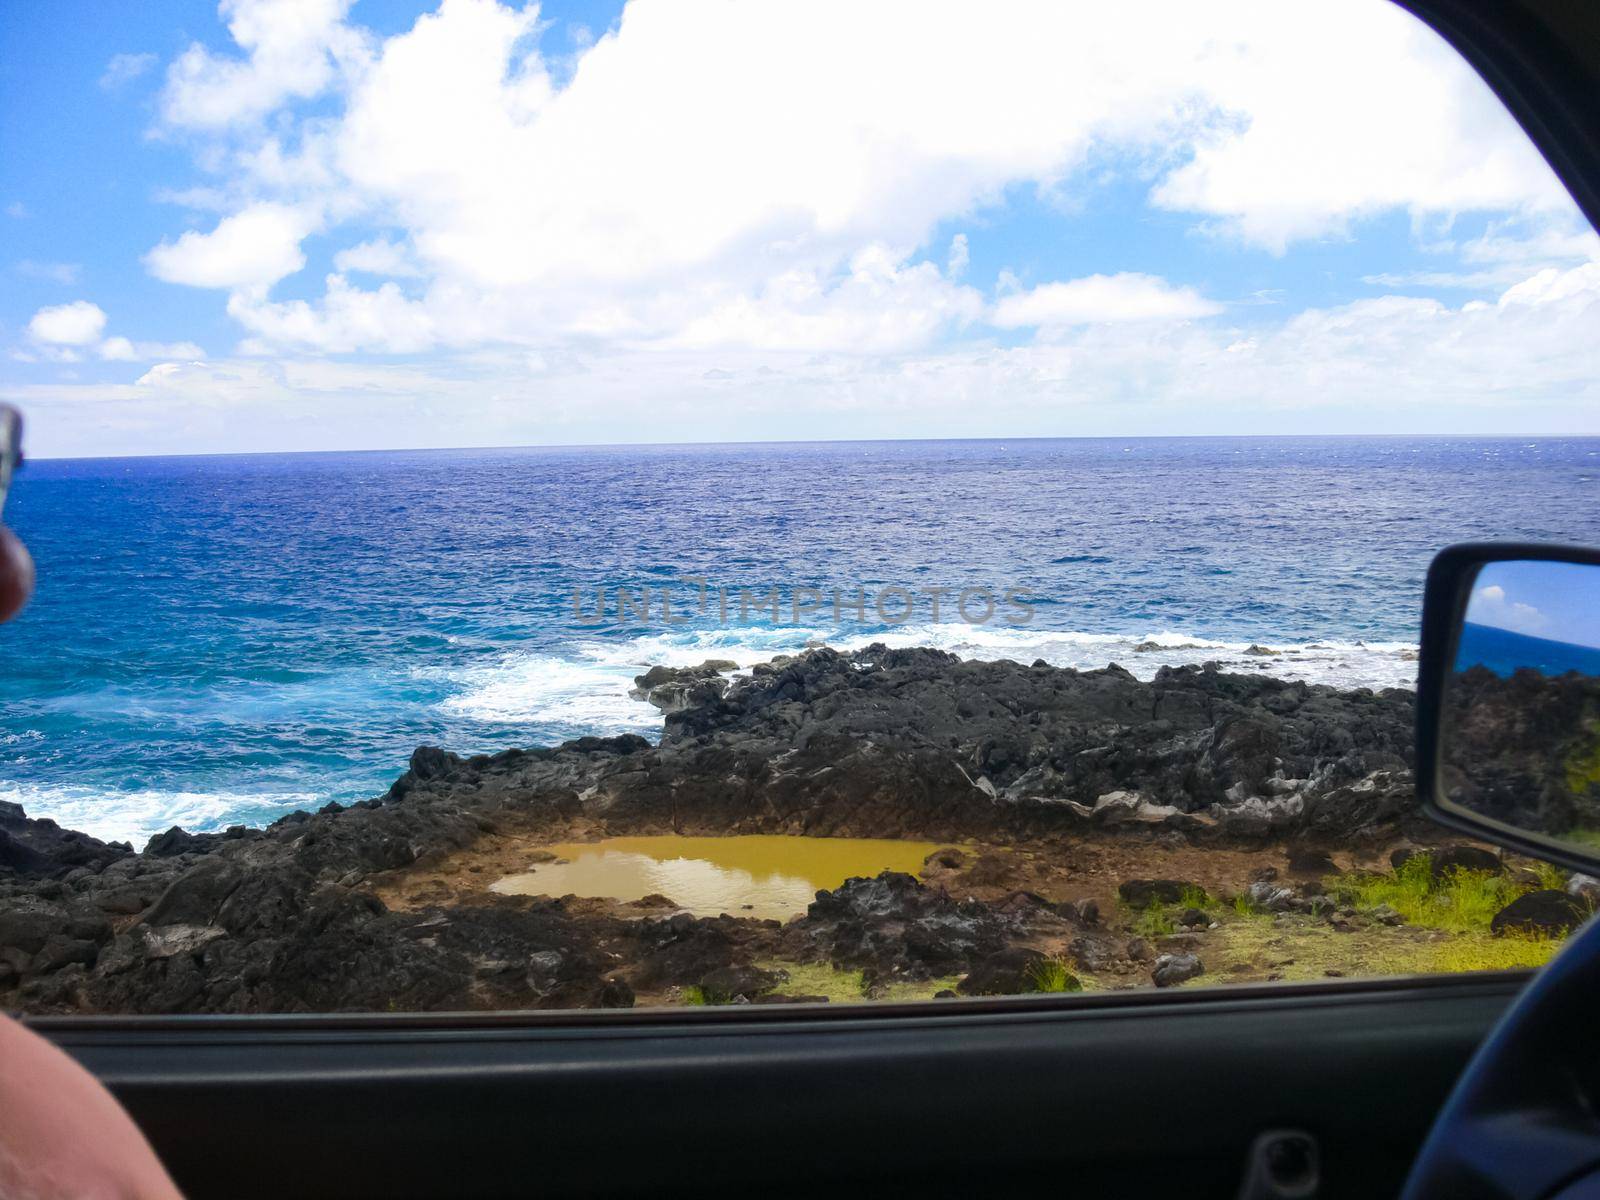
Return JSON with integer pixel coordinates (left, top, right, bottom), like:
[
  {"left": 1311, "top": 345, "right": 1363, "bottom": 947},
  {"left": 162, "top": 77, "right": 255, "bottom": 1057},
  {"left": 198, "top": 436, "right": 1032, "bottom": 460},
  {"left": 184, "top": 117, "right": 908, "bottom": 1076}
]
[{"left": 0, "top": 525, "right": 35, "bottom": 622}]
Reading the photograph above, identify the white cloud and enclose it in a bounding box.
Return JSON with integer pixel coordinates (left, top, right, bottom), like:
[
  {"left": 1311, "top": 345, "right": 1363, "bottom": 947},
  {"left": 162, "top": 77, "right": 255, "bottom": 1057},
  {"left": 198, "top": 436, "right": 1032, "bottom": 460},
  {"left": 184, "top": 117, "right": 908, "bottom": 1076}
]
[
  {"left": 28, "top": 301, "right": 107, "bottom": 346},
  {"left": 161, "top": 0, "right": 366, "bottom": 129},
  {"left": 140, "top": 0, "right": 1580, "bottom": 358},
  {"left": 1458, "top": 224, "right": 1600, "bottom": 267},
  {"left": 97, "top": 337, "right": 208, "bottom": 362},
  {"left": 663, "top": 247, "right": 983, "bottom": 353},
  {"left": 100, "top": 52, "right": 158, "bottom": 90},
  {"left": 992, "top": 273, "right": 1222, "bottom": 329},
  {"left": 16, "top": 261, "right": 82, "bottom": 285},
  {"left": 23, "top": 301, "right": 204, "bottom": 365},
  {"left": 946, "top": 234, "right": 969, "bottom": 281},
  {"left": 332, "top": 236, "right": 422, "bottom": 277},
  {"left": 1149, "top": 3, "right": 1570, "bottom": 251},
  {"left": 1470, "top": 584, "right": 1549, "bottom": 638},
  {"left": 13, "top": 259, "right": 1597, "bottom": 456},
  {"left": 1498, "top": 262, "right": 1600, "bottom": 308},
  {"left": 1366, "top": 216, "right": 1600, "bottom": 290},
  {"left": 3, "top": 0, "right": 1580, "bottom": 457},
  {"left": 145, "top": 203, "right": 318, "bottom": 290},
  {"left": 228, "top": 273, "right": 439, "bottom": 353}
]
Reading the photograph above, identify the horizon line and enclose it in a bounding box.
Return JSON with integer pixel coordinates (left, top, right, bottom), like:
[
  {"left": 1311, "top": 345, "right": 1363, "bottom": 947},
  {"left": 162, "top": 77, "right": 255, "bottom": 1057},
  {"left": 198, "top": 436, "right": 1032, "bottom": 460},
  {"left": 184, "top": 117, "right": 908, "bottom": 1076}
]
[{"left": 23, "top": 429, "right": 1600, "bottom": 464}]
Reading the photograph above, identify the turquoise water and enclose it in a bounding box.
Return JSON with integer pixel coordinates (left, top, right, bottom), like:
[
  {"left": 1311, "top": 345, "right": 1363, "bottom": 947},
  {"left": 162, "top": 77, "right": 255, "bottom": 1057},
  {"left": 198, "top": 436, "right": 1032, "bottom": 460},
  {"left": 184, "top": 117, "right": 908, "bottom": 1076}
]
[{"left": 3, "top": 436, "right": 1597, "bottom": 843}]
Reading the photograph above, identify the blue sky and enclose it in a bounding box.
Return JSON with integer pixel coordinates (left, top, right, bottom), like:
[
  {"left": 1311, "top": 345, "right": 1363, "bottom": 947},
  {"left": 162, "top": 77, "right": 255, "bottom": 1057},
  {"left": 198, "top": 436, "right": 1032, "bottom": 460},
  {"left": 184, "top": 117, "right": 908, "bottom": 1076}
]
[
  {"left": 1468, "top": 561, "right": 1600, "bottom": 650},
  {"left": 2, "top": 0, "right": 1598, "bottom": 458}
]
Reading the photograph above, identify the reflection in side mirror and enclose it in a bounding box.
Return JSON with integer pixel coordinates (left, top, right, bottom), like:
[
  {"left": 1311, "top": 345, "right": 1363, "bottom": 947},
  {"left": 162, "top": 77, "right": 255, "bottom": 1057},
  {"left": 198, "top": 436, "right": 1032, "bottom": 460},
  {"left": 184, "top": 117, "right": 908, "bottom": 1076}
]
[{"left": 1426, "top": 548, "right": 1600, "bottom": 869}]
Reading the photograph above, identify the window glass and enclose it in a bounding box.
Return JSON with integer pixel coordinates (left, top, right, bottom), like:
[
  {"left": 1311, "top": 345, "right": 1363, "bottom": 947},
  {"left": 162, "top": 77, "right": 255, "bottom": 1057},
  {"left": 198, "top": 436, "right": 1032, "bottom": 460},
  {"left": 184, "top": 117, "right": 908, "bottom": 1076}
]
[{"left": 2, "top": 0, "right": 1598, "bottom": 1014}]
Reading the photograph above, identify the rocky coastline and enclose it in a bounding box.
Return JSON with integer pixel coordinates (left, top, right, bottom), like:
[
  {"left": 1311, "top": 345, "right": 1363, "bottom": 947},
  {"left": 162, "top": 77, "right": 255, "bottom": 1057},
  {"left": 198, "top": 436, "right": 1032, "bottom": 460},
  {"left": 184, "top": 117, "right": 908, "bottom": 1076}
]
[{"left": 0, "top": 646, "right": 1577, "bottom": 1015}]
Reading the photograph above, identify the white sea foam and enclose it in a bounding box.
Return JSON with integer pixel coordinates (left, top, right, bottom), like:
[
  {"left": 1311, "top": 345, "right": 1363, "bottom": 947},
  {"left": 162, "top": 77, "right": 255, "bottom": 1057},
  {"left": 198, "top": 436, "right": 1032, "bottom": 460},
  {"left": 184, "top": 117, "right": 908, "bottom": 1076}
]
[
  {"left": 433, "top": 626, "right": 834, "bottom": 732},
  {"left": 436, "top": 653, "right": 658, "bottom": 731},
  {"left": 833, "top": 623, "right": 1420, "bottom": 691},
  {"left": 0, "top": 782, "right": 319, "bottom": 848},
  {"left": 434, "top": 623, "right": 1419, "bottom": 732}
]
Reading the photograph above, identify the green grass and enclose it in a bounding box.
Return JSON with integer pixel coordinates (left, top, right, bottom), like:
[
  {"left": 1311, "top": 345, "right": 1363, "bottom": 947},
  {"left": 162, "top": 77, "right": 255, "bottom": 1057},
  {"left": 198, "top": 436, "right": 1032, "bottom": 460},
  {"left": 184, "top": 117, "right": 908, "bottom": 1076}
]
[
  {"left": 1204, "top": 915, "right": 1561, "bottom": 982},
  {"left": 1125, "top": 886, "right": 1222, "bottom": 938},
  {"left": 681, "top": 985, "right": 709, "bottom": 1006},
  {"left": 1231, "top": 892, "right": 1270, "bottom": 918},
  {"left": 1423, "top": 930, "right": 1561, "bottom": 973},
  {"left": 749, "top": 961, "right": 963, "bottom": 1004},
  {"left": 1563, "top": 716, "right": 1600, "bottom": 795},
  {"left": 1131, "top": 901, "right": 1177, "bottom": 938},
  {"left": 1533, "top": 860, "right": 1570, "bottom": 892},
  {"left": 1026, "top": 955, "right": 1083, "bottom": 993},
  {"left": 1327, "top": 853, "right": 1532, "bottom": 934}
]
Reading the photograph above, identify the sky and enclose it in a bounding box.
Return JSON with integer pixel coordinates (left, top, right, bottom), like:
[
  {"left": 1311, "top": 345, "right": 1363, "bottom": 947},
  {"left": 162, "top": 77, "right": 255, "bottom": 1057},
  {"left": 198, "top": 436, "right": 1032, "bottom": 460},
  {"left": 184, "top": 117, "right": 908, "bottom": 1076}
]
[
  {"left": 1468, "top": 561, "right": 1600, "bottom": 650},
  {"left": 1, "top": 0, "right": 1598, "bottom": 459}
]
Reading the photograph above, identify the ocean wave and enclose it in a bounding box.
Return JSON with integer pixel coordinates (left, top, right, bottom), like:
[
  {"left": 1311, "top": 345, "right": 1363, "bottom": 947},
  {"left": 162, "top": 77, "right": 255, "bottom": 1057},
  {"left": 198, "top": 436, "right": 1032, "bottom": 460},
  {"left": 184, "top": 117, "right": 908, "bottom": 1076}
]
[
  {"left": 432, "top": 626, "right": 836, "bottom": 732},
  {"left": 432, "top": 623, "right": 1419, "bottom": 731},
  {"left": 0, "top": 782, "right": 320, "bottom": 848},
  {"left": 434, "top": 653, "right": 661, "bottom": 732}
]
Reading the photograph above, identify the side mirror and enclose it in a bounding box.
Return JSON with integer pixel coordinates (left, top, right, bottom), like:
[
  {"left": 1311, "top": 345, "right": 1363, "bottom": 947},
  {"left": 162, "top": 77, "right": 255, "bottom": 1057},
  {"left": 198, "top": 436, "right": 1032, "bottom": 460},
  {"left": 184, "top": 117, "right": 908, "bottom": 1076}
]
[{"left": 1419, "top": 543, "right": 1600, "bottom": 874}]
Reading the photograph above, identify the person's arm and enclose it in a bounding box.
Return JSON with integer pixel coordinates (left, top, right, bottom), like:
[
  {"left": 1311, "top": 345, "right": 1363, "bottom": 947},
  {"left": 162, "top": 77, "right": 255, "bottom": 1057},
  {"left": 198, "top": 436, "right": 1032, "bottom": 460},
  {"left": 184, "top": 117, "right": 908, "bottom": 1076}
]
[
  {"left": 0, "top": 1015, "right": 183, "bottom": 1199},
  {"left": 0, "top": 516, "right": 181, "bottom": 1198},
  {"left": 0, "top": 526, "right": 31, "bottom": 622}
]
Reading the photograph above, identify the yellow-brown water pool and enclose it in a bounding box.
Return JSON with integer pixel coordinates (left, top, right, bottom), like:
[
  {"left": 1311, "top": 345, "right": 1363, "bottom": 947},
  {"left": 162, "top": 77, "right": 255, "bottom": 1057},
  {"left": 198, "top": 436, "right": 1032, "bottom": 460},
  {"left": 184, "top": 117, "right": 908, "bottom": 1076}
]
[{"left": 490, "top": 834, "right": 944, "bottom": 920}]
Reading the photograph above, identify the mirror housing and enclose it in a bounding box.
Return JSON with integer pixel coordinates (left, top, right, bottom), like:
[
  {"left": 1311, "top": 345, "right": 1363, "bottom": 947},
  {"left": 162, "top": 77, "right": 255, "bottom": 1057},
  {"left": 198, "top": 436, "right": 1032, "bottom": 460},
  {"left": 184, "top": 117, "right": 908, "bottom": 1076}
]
[{"left": 1419, "top": 541, "right": 1600, "bottom": 875}]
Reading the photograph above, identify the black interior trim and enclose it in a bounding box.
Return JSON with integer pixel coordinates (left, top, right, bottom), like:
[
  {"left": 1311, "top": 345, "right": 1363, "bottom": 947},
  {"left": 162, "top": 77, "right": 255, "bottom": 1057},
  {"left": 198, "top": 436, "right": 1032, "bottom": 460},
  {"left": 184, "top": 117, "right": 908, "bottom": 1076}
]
[
  {"left": 23, "top": 966, "right": 1531, "bottom": 1034},
  {"left": 1394, "top": 0, "right": 1600, "bottom": 238},
  {"left": 46, "top": 972, "right": 1527, "bottom": 1199}
]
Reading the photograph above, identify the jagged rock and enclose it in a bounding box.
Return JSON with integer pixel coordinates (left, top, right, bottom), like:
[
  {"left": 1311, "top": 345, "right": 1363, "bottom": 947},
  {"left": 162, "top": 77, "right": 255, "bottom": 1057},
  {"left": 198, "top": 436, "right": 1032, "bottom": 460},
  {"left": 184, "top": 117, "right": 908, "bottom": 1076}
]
[
  {"left": 1152, "top": 953, "right": 1204, "bottom": 987},
  {"left": 1247, "top": 881, "right": 1299, "bottom": 913},
  {"left": 1441, "top": 667, "right": 1600, "bottom": 837},
  {"left": 598, "top": 976, "right": 635, "bottom": 1008},
  {"left": 1057, "top": 898, "right": 1100, "bottom": 927},
  {"left": 698, "top": 964, "right": 784, "bottom": 1003},
  {"left": 632, "top": 913, "right": 738, "bottom": 988},
  {"left": 1370, "top": 904, "right": 1404, "bottom": 926},
  {"left": 1286, "top": 849, "right": 1338, "bottom": 877},
  {"left": 1490, "top": 890, "right": 1590, "bottom": 936},
  {"left": 1568, "top": 874, "right": 1600, "bottom": 904},
  {"left": 142, "top": 924, "right": 226, "bottom": 960},
  {"left": 962, "top": 854, "right": 1023, "bottom": 888},
  {"left": 630, "top": 662, "right": 733, "bottom": 713},
  {"left": 32, "top": 934, "right": 99, "bottom": 974},
  {"left": 1068, "top": 935, "right": 1117, "bottom": 972},
  {"left": 1431, "top": 845, "right": 1502, "bottom": 878},
  {"left": 145, "top": 827, "right": 203, "bottom": 858},
  {"left": 1118, "top": 880, "right": 1196, "bottom": 907},
  {"left": 957, "top": 948, "right": 1052, "bottom": 996},
  {"left": 785, "top": 872, "right": 1018, "bottom": 982},
  {"left": 0, "top": 899, "right": 65, "bottom": 956},
  {"left": 0, "top": 801, "right": 130, "bottom": 877},
  {"left": 142, "top": 858, "right": 244, "bottom": 928},
  {"left": 0, "top": 647, "right": 1431, "bottom": 1015}
]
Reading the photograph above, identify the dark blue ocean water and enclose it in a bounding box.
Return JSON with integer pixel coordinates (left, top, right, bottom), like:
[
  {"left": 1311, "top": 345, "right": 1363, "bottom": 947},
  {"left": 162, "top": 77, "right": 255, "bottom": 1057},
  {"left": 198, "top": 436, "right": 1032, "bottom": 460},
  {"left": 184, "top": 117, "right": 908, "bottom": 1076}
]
[
  {"left": 1456, "top": 622, "right": 1600, "bottom": 677},
  {"left": 3, "top": 436, "right": 1597, "bottom": 844}
]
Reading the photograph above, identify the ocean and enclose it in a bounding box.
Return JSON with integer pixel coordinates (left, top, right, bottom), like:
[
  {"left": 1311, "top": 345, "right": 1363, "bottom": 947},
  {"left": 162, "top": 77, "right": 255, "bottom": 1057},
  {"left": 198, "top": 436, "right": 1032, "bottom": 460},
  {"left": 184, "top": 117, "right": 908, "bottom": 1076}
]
[
  {"left": 3, "top": 435, "right": 1597, "bottom": 846},
  {"left": 1455, "top": 622, "right": 1600, "bottom": 678}
]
